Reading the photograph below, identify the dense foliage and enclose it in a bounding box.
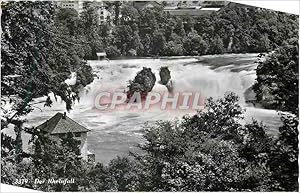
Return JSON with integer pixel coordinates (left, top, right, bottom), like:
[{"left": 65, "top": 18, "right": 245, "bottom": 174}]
[
  {"left": 1, "top": 0, "right": 93, "bottom": 185},
  {"left": 252, "top": 27, "right": 299, "bottom": 191},
  {"left": 254, "top": 38, "right": 299, "bottom": 114},
  {"left": 130, "top": 93, "right": 298, "bottom": 191},
  {"left": 59, "top": 2, "right": 299, "bottom": 58},
  {"left": 2, "top": 93, "right": 297, "bottom": 191}
]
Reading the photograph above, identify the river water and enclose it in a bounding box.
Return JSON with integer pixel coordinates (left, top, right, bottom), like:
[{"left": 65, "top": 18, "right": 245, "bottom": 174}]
[{"left": 24, "top": 54, "right": 282, "bottom": 164}]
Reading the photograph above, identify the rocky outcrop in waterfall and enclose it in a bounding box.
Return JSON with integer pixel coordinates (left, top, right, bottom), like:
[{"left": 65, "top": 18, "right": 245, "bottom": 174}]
[
  {"left": 159, "top": 66, "right": 174, "bottom": 93},
  {"left": 127, "top": 67, "right": 156, "bottom": 100},
  {"left": 159, "top": 66, "right": 171, "bottom": 85}
]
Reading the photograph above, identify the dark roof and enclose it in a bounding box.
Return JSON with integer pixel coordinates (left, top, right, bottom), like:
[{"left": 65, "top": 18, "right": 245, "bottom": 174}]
[
  {"left": 133, "top": 1, "right": 161, "bottom": 9},
  {"left": 37, "top": 113, "right": 90, "bottom": 134}
]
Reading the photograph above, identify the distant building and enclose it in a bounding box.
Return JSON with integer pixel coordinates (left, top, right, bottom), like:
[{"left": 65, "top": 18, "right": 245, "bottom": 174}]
[
  {"left": 56, "top": 0, "right": 112, "bottom": 24},
  {"left": 56, "top": 1, "right": 84, "bottom": 14},
  {"left": 96, "top": 52, "right": 107, "bottom": 60},
  {"left": 96, "top": 1, "right": 112, "bottom": 24},
  {"left": 163, "top": 0, "right": 229, "bottom": 16},
  {"left": 37, "top": 112, "right": 95, "bottom": 162},
  {"left": 226, "top": 2, "right": 263, "bottom": 12},
  {"left": 164, "top": 6, "right": 221, "bottom": 16},
  {"left": 133, "top": 1, "right": 161, "bottom": 9}
]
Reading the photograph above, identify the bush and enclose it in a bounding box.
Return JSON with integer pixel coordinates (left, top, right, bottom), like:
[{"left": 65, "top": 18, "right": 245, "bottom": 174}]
[
  {"left": 253, "top": 38, "right": 299, "bottom": 114},
  {"left": 133, "top": 93, "right": 280, "bottom": 191},
  {"left": 128, "top": 49, "right": 137, "bottom": 57},
  {"left": 164, "top": 41, "right": 183, "bottom": 56},
  {"left": 105, "top": 46, "right": 121, "bottom": 58},
  {"left": 268, "top": 113, "right": 298, "bottom": 190}
]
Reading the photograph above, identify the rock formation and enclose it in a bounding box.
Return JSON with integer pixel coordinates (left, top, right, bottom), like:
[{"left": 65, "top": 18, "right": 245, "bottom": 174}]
[
  {"left": 159, "top": 66, "right": 171, "bottom": 85},
  {"left": 127, "top": 67, "right": 156, "bottom": 100}
]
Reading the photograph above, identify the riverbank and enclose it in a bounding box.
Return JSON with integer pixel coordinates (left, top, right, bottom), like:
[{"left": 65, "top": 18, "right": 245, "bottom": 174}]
[{"left": 104, "top": 53, "right": 261, "bottom": 60}]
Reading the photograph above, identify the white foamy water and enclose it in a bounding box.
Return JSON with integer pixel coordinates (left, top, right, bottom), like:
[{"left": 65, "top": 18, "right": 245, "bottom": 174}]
[{"left": 21, "top": 54, "right": 282, "bottom": 164}]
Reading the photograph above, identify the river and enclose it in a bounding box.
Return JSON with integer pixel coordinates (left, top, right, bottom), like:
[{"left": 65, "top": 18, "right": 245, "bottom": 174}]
[{"left": 23, "top": 54, "right": 282, "bottom": 164}]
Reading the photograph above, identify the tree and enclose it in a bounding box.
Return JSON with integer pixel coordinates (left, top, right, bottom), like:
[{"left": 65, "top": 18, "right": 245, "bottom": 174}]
[
  {"left": 105, "top": 46, "right": 121, "bottom": 58},
  {"left": 182, "top": 15, "right": 194, "bottom": 33},
  {"left": 107, "top": 157, "right": 140, "bottom": 191},
  {"left": 164, "top": 41, "right": 183, "bottom": 56},
  {"left": 1, "top": 1, "right": 93, "bottom": 188},
  {"left": 173, "top": 18, "right": 186, "bottom": 37},
  {"left": 80, "top": 2, "right": 99, "bottom": 30},
  {"left": 151, "top": 30, "right": 166, "bottom": 56},
  {"left": 163, "top": 18, "right": 176, "bottom": 41},
  {"left": 255, "top": 33, "right": 271, "bottom": 52},
  {"left": 55, "top": 8, "right": 82, "bottom": 37},
  {"left": 80, "top": 2, "right": 103, "bottom": 59},
  {"left": 139, "top": 8, "right": 158, "bottom": 35},
  {"left": 133, "top": 93, "right": 275, "bottom": 191},
  {"left": 141, "top": 34, "right": 152, "bottom": 56},
  {"left": 85, "top": 162, "right": 110, "bottom": 191},
  {"left": 114, "top": 25, "right": 133, "bottom": 55},
  {"left": 208, "top": 35, "right": 225, "bottom": 54},
  {"left": 268, "top": 113, "right": 298, "bottom": 191},
  {"left": 132, "top": 31, "right": 144, "bottom": 56},
  {"left": 253, "top": 38, "right": 299, "bottom": 114},
  {"left": 183, "top": 30, "right": 207, "bottom": 55}
]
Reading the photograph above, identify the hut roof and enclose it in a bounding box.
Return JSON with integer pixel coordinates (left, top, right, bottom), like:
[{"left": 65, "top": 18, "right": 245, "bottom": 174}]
[
  {"left": 36, "top": 113, "right": 90, "bottom": 134},
  {"left": 96, "top": 52, "right": 107, "bottom": 57}
]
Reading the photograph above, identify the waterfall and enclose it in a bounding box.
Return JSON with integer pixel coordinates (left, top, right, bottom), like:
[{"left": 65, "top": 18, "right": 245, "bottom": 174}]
[{"left": 19, "top": 54, "right": 282, "bottom": 163}]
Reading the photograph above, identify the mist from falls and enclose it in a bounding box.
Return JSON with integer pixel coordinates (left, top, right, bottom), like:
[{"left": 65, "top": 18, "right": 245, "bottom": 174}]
[{"left": 23, "top": 54, "right": 282, "bottom": 164}]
